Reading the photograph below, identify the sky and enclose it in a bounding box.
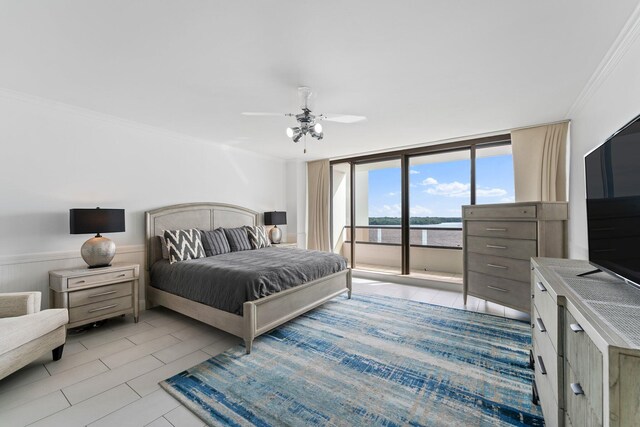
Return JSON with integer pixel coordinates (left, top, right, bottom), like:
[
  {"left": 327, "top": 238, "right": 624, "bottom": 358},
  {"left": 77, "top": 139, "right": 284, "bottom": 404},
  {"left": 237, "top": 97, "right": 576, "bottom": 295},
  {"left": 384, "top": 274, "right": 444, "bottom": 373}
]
[{"left": 366, "top": 154, "right": 515, "bottom": 219}]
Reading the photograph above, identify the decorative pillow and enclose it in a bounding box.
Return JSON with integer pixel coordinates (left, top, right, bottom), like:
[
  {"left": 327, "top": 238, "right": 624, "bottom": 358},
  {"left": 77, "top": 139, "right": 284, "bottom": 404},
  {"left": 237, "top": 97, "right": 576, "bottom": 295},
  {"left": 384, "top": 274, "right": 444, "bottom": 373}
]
[
  {"left": 200, "top": 228, "right": 231, "bottom": 256},
  {"left": 223, "top": 227, "right": 252, "bottom": 252},
  {"left": 163, "top": 229, "right": 206, "bottom": 264},
  {"left": 246, "top": 225, "right": 271, "bottom": 249}
]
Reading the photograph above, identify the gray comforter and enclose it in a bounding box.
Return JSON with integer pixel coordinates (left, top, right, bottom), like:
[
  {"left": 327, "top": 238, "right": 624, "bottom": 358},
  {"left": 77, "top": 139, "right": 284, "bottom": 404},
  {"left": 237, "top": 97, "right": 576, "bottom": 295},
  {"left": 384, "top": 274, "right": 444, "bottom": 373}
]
[{"left": 150, "top": 247, "right": 348, "bottom": 315}]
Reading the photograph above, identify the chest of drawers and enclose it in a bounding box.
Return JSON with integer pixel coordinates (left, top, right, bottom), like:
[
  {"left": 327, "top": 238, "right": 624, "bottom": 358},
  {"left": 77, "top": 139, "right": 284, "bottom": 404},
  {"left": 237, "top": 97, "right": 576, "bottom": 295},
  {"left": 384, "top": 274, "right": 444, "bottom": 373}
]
[
  {"left": 531, "top": 258, "right": 640, "bottom": 427},
  {"left": 49, "top": 263, "right": 140, "bottom": 328},
  {"left": 462, "top": 202, "right": 567, "bottom": 312}
]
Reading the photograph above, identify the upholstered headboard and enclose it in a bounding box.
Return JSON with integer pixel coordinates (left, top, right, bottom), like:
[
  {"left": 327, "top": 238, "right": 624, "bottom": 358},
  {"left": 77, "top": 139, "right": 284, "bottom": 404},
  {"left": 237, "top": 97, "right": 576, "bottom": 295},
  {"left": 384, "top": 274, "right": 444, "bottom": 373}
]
[{"left": 144, "top": 202, "right": 260, "bottom": 270}]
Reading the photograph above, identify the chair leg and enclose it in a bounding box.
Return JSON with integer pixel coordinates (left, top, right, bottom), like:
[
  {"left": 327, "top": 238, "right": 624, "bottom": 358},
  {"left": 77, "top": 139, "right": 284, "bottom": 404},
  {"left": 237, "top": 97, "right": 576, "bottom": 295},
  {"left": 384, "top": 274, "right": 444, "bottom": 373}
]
[{"left": 52, "top": 344, "right": 64, "bottom": 361}]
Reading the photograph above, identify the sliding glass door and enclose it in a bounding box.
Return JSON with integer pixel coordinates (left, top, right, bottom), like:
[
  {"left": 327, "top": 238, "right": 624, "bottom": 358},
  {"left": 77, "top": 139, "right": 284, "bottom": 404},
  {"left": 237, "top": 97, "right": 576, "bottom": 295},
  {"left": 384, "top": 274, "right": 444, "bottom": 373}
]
[
  {"left": 354, "top": 159, "right": 402, "bottom": 274},
  {"left": 408, "top": 150, "right": 469, "bottom": 278}
]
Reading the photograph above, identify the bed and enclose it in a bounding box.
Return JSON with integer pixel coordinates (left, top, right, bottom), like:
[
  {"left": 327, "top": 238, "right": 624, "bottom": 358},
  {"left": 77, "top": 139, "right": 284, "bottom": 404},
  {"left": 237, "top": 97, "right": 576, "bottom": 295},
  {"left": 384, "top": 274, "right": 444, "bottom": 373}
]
[{"left": 145, "top": 202, "right": 352, "bottom": 353}]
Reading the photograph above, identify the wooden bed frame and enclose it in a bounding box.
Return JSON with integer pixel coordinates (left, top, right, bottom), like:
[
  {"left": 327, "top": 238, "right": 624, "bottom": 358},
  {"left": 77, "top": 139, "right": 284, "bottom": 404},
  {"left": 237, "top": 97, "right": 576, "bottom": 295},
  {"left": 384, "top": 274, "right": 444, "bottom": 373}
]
[{"left": 144, "top": 202, "right": 352, "bottom": 354}]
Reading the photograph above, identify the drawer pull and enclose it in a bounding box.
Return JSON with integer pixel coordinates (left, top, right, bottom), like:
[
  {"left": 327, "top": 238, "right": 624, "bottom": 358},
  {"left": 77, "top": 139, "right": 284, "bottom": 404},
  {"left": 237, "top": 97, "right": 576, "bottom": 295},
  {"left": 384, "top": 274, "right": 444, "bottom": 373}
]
[
  {"left": 536, "top": 282, "right": 547, "bottom": 292},
  {"left": 485, "top": 228, "right": 507, "bottom": 232},
  {"left": 487, "top": 263, "right": 507, "bottom": 269},
  {"left": 74, "top": 280, "right": 86, "bottom": 284},
  {"left": 486, "top": 244, "right": 507, "bottom": 249},
  {"left": 88, "top": 290, "right": 118, "bottom": 298},
  {"left": 570, "top": 382, "right": 584, "bottom": 396},
  {"left": 535, "top": 318, "right": 546, "bottom": 332},
  {"left": 537, "top": 356, "right": 547, "bottom": 375},
  {"left": 116, "top": 273, "right": 126, "bottom": 277},
  {"left": 570, "top": 323, "right": 584, "bottom": 333},
  {"left": 88, "top": 304, "right": 118, "bottom": 313},
  {"left": 487, "top": 285, "right": 509, "bottom": 293}
]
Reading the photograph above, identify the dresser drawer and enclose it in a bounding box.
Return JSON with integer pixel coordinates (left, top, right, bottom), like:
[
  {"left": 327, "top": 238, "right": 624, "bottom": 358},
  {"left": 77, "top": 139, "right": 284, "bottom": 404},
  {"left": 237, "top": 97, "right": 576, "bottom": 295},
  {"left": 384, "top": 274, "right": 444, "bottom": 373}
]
[
  {"left": 565, "top": 363, "right": 603, "bottom": 427},
  {"left": 465, "top": 220, "right": 537, "bottom": 240},
  {"left": 467, "top": 271, "right": 530, "bottom": 311},
  {"left": 533, "top": 306, "right": 561, "bottom": 403},
  {"left": 534, "top": 354, "right": 561, "bottom": 427},
  {"left": 533, "top": 273, "right": 560, "bottom": 354},
  {"left": 466, "top": 236, "right": 536, "bottom": 260},
  {"left": 69, "top": 295, "right": 132, "bottom": 323},
  {"left": 464, "top": 205, "right": 536, "bottom": 219},
  {"left": 67, "top": 268, "right": 134, "bottom": 288},
  {"left": 467, "top": 253, "right": 531, "bottom": 282},
  {"left": 69, "top": 282, "right": 133, "bottom": 307}
]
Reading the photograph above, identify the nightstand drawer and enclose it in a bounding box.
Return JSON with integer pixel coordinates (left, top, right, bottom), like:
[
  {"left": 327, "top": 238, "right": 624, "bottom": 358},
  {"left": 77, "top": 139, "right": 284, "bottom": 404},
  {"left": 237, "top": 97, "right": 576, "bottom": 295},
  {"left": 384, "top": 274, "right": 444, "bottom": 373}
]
[
  {"left": 466, "top": 236, "right": 536, "bottom": 260},
  {"left": 467, "top": 271, "right": 530, "bottom": 311},
  {"left": 69, "top": 295, "right": 132, "bottom": 323},
  {"left": 467, "top": 253, "right": 531, "bottom": 281},
  {"left": 67, "top": 269, "right": 134, "bottom": 288},
  {"left": 465, "top": 220, "right": 537, "bottom": 240},
  {"left": 69, "top": 282, "right": 133, "bottom": 307}
]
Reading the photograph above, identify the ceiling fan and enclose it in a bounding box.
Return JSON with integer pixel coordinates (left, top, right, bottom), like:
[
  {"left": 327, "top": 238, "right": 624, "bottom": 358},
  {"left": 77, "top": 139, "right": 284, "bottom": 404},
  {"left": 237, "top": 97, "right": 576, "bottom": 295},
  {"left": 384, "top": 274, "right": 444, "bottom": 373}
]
[{"left": 242, "top": 87, "right": 366, "bottom": 146}]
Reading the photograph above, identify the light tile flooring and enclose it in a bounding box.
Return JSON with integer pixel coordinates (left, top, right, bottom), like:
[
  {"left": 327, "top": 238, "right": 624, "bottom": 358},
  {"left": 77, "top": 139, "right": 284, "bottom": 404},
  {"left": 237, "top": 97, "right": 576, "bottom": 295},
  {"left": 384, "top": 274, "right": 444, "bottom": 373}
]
[{"left": 0, "top": 279, "right": 530, "bottom": 426}]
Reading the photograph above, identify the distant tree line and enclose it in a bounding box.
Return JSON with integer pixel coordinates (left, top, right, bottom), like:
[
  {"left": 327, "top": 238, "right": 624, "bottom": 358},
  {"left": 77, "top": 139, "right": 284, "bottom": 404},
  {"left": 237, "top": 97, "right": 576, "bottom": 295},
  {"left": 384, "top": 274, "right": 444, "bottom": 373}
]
[{"left": 368, "top": 216, "right": 461, "bottom": 226}]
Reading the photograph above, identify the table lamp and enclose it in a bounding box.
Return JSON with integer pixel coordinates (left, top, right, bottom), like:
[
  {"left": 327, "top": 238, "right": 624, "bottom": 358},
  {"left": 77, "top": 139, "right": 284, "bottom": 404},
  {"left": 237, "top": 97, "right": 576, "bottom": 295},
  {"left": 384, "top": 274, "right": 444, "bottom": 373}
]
[
  {"left": 70, "top": 208, "right": 125, "bottom": 268},
  {"left": 264, "top": 211, "right": 287, "bottom": 244}
]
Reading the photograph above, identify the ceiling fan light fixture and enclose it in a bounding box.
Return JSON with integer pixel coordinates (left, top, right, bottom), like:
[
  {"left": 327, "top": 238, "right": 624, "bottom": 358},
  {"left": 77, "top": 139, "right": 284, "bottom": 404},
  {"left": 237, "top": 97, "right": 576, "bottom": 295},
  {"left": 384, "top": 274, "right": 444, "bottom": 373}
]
[
  {"left": 313, "top": 123, "right": 322, "bottom": 133},
  {"left": 292, "top": 132, "right": 303, "bottom": 143},
  {"left": 286, "top": 127, "right": 296, "bottom": 138}
]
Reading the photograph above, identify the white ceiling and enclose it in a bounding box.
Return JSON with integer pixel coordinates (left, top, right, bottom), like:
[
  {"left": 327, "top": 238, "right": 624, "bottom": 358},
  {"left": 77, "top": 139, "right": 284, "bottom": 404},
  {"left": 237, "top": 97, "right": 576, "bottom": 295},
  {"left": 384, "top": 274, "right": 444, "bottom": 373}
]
[{"left": 1, "top": 1, "right": 638, "bottom": 160}]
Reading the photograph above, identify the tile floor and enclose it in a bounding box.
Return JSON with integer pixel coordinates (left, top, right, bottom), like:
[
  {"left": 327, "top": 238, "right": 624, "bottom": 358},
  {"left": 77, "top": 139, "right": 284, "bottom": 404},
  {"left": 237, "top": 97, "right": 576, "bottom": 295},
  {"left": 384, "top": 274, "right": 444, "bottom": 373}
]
[{"left": 0, "top": 278, "right": 530, "bottom": 426}]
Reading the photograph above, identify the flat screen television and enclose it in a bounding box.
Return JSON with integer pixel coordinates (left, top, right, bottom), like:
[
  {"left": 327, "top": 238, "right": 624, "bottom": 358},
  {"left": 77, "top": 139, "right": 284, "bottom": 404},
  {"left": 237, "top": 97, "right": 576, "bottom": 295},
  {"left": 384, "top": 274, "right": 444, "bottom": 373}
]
[{"left": 585, "top": 113, "right": 640, "bottom": 287}]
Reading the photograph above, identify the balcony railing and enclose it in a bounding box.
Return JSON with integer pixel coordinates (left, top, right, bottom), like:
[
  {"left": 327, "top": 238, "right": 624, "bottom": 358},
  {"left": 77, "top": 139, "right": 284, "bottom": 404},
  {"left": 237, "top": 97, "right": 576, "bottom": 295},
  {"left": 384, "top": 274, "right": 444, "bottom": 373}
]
[{"left": 343, "top": 225, "right": 462, "bottom": 250}]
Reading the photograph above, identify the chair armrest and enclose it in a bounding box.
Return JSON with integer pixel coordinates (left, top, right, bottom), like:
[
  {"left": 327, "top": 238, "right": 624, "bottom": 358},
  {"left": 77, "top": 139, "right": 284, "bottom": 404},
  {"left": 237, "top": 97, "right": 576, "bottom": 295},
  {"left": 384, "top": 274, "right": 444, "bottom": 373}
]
[{"left": 0, "top": 292, "right": 42, "bottom": 318}]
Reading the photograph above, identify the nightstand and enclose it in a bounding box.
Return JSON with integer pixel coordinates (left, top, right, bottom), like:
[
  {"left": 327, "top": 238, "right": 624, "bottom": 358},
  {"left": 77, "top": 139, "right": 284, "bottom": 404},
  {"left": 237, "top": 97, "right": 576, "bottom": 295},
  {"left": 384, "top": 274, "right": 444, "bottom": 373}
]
[
  {"left": 273, "top": 242, "right": 298, "bottom": 248},
  {"left": 49, "top": 263, "right": 139, "bottom": 328}
]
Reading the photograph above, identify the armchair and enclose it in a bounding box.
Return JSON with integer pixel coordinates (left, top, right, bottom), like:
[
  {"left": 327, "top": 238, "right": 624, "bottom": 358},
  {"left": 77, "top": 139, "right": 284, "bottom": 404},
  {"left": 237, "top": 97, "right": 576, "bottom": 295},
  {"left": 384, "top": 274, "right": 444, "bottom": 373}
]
[{"left": 0, "top": 292, "right": 68, "bottom": 380}]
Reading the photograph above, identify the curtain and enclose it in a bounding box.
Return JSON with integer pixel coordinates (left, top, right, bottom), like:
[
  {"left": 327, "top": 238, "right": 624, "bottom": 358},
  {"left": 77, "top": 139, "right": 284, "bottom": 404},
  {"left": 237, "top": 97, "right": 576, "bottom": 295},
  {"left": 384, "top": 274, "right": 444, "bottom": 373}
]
[
  {"left": 307, "top": 159, "right": 331, "bottom": 251},
  {"left": 511, "top": 122, "right": 569, "bottom": 202}
]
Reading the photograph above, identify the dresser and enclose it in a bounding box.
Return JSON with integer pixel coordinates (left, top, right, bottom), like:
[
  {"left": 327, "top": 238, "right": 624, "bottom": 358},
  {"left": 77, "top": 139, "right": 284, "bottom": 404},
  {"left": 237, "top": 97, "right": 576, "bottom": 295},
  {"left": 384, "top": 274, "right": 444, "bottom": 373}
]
[
  {"left": 49, "top": 263, "right": 140, "bottom": 328},
  {"left": 531, "top": 258, "right": 640, "bottom": 427},
  {"left": 462, "top": 202, "right": 567, "bottom": 312}
]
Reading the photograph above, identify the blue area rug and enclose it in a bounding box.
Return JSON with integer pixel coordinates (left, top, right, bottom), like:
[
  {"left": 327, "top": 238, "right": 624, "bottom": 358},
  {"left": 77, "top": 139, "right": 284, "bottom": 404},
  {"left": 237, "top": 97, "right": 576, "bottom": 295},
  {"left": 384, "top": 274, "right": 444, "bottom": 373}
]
[{"left": 161, "top": 294, "right": 543, "bottom": 426}]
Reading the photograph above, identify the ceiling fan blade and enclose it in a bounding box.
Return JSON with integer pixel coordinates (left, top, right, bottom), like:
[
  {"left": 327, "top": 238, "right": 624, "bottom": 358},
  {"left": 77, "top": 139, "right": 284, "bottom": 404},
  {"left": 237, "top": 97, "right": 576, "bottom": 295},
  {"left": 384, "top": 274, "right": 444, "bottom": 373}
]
[
  {"left": 319, "top": 114, "right": 367, "bottom": 124},
  {"left": 241, "top": 112, "right": 294, "bottom": 117}
]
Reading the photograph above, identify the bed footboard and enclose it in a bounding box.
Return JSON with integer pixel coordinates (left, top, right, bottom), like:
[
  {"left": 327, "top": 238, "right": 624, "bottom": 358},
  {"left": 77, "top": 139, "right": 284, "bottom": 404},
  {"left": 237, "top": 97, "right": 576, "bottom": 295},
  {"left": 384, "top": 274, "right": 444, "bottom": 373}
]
[{"left": 242, "top": 269, "right": 351, "bottom": 354}]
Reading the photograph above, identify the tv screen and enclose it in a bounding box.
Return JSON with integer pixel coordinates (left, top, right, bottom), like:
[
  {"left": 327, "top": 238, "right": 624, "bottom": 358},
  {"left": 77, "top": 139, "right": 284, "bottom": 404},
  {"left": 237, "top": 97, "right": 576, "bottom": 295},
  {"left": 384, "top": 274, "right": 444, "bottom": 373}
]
[{"left": 585, "top": 114, "right": 640, "bottom": 286}]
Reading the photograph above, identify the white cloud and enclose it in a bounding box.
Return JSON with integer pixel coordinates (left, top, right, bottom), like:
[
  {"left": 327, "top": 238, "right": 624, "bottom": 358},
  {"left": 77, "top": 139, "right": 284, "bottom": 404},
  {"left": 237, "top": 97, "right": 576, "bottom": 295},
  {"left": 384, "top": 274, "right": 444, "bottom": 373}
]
[
  {"left": 425, "top": 181, "right": 470, "bottom": 197},
  {"left": 500, "top": 196, "right": 516, "bottom": 203},
  {"left": 409, "top": 169, "right": 420, "bottom": 175},
  {"left": 371, "top": 204, "right": 401, "bottom": 217},
  {"left": 410, "top": 205, "right": 433, "bottom": 216},
  {"left": 476, "top": 187, "right": 508, "bottom": 197},
  {"left": 421, "top": 177, "right": 438, "bottom": 186},
  {"left": 387, "top": 192, "right": 399, "bottom": 197}
]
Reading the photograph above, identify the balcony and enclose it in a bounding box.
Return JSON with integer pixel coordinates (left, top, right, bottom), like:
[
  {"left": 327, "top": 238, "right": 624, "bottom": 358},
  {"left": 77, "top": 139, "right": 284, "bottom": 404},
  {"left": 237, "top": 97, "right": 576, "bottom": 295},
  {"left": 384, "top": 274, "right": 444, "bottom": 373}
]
[{"left": 336, "top": 225, "right": 463, "bottom": 285}]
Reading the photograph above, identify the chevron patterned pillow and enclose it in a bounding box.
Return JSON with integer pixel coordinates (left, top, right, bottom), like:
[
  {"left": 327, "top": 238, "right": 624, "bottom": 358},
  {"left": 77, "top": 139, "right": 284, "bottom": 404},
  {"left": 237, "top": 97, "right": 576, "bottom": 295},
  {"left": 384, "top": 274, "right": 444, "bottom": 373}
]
[
  {"left": 246, "top": 225, "right": 271, "bottom": 249},
  {"left": 163, "top": 229, "right": 206, "bottom": 264}
]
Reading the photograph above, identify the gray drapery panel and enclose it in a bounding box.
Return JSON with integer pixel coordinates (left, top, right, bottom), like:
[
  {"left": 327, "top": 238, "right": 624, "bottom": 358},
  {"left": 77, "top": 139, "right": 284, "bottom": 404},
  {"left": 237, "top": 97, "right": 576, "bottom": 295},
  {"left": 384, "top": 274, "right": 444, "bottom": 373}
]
[
  {"left": 511, "top": 122, "right": 569, "bottom": 202},
  {"left": 307, "top": 159, "right": 331, "bottom": 251}
]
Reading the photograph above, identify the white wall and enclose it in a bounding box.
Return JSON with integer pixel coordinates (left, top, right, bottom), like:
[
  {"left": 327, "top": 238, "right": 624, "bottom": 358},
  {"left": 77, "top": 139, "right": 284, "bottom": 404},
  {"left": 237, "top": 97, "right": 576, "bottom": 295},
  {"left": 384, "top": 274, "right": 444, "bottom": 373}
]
[
  {"left": 567, "top": 17, "right": 640, "bottom": 259},
  {"left": 0, "top": 90, "right": 286, "bottom": 308}
]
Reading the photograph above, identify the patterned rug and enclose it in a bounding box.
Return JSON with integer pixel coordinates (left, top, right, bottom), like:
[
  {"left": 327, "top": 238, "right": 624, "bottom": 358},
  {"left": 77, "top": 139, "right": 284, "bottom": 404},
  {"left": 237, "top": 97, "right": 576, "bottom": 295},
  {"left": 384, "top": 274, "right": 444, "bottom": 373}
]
[{"left": 161, "top": 294, "right": 543, "bottom": 426}]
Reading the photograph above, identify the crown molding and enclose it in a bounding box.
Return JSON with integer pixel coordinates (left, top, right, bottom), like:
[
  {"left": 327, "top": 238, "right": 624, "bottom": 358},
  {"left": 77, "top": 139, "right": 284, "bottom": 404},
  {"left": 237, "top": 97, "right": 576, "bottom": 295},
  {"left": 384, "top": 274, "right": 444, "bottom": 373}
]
[
  {"left": 0, "top": 87, "right": 283, "bottom": 162},
  {"left": 0, "top": 244, "right": 144, "bottom": 267},
  {"left": 565, "top": 3, "right": 640, "bottom": 119}
]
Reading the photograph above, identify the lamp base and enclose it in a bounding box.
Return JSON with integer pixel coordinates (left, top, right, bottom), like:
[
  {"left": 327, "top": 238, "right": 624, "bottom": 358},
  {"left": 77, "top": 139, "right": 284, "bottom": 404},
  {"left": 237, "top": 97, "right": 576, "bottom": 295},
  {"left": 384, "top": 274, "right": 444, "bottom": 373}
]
[
  {"left": 269, "top": 226, "right": 282, "bottom": 244},
  {"left": 81, "top": 236, "right": 116, "bottom": 268}
]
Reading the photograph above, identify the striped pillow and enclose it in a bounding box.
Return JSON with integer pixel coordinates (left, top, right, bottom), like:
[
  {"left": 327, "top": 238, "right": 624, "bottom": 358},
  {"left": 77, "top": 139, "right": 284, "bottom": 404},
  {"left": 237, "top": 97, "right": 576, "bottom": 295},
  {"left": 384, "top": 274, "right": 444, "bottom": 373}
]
[
  {"left": 223, "top": 227, "right": 252, "bottom": 252},
  {"left": 163, "top": 229, "right": 205, "bottom": 264},
  {"left": 246, "top": 225, "right": 271, "bottom": 249},
  {"left": 200, "top": 228, "right": 231, "bottom": 256}
]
